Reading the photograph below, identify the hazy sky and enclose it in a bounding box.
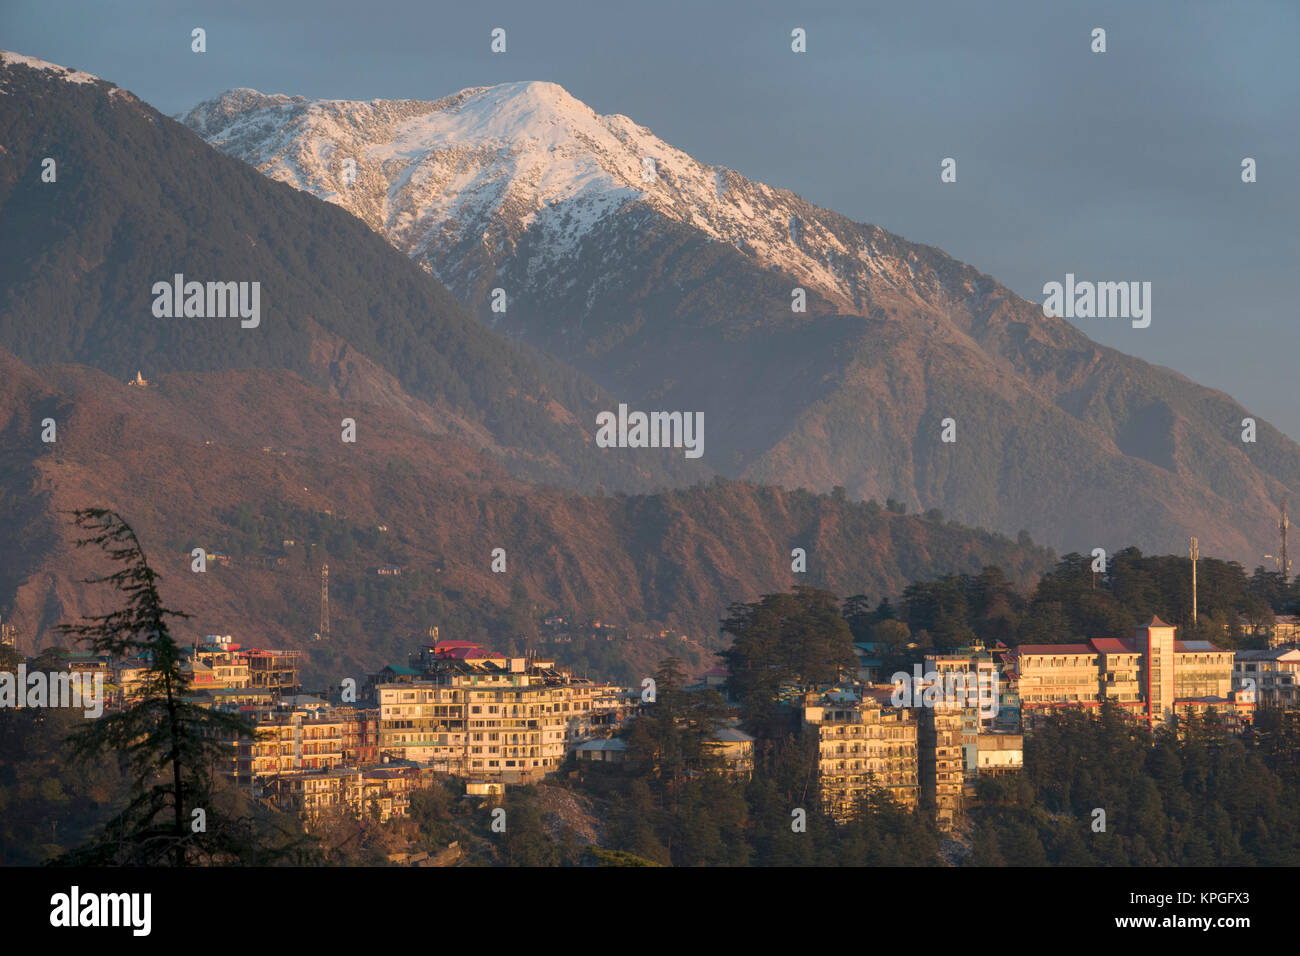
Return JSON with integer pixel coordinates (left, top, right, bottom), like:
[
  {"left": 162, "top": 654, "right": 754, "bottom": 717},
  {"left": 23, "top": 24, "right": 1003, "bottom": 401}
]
[{"left": 5, "top": 0, "right": 1298, "bottom": 438}]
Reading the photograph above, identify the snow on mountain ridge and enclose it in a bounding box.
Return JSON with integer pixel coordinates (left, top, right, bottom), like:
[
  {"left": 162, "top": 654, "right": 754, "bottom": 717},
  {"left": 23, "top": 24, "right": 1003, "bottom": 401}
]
[
  {"left": 0, "top": 50, "right": 102, "bottom": 85},
  {"left": 183, "top": 80, "right": 955, "bottom": 310}
]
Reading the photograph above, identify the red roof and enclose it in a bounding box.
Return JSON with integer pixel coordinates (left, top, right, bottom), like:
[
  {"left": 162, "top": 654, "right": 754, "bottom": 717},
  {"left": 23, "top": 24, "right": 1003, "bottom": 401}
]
[
  {"left": 1013, "top": 644, "right": 1094, "bottom": 655},
  {"left": 1014, "top": 635, "right": 1225, "bottom": 658},
  {"left": 437, "top": 645, "right": 505, "bottom": 660},
  {"left": 428, "top": 639, "right": 510, "bottom": 660},
  {"left": 1089, "top": 637, "right": 1137, "bottom": 654},
  {"left": 1146, "top": 615, "right": 1171, "bottom": 628}
]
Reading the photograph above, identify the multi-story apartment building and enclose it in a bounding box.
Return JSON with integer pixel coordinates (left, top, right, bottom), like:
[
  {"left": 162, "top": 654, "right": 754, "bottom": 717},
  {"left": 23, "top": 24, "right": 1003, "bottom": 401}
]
[
  {"left": 181, "top": 639, "right": 298, "bottom": 695},
  {"left": 377, "top": 682, "right": 467, "bottom": 772},
  {"left": 803, "top": 688, "right": 919, "bottom": 820},
  {"left": 267, "top": 765, "right": 444, "bottom": 824},
  {"left": 338, "top": 706, "right": 381, "bottom": 765},
  {"left": 358, "top": 766, "right": 441, "bottom": 822},
  {"left": 918, "top": 699, "right": 964, "bottom": 831},
  {"left": 924, "top": 652, "right": 1000, "bottom": 723},
  {"left": 1015, "top": 644, "right": 1117, "bottom": 713},
  {"left": 1234, "top": 649, "right": 1300, "bottom": 710},
  {"left": 590, "top": 683, "right": 635, "bottom": 731},
  {"left": 191, "top": 639, "right": 252, "bottom": 688},
  {"left": 1012, "top": 618, "right": 1247, "bottom": 730},
  {"left": 266, "top": 768, "right": 358, "bottom": 821},
  {"left": 236, "top": 705, "right": 346, "bottom": 781},
  {"left": 377, "top": 642, "right": 599, "bottom": 785},
  {"left": 917, "top": 651, "right": 1007, "bottom": 827}
]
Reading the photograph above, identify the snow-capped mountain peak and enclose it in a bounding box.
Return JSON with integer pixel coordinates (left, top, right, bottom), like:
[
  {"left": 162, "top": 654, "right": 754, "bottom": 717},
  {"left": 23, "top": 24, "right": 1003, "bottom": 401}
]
[{"left": 183, "top": 80, "right": 979, "bottom": 314}]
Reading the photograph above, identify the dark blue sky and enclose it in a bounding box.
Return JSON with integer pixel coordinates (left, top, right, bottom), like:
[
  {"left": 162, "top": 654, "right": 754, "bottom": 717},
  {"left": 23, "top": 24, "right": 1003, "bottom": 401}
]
[{"left": 6, "top": 0, "right": 1298, "bottom": 438}]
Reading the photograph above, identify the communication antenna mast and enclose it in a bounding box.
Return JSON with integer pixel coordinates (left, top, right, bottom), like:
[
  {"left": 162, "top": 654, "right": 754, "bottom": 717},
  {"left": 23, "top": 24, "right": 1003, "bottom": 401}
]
[
  {"left": 1189, "top": 537, "right": 1199, "bottom": 624},
  {"left": 320, "top": 563, "right": 330, "bottom": 641},
  {"left": 1281, "top": 501, "right": 1291, "bottom": 583}
]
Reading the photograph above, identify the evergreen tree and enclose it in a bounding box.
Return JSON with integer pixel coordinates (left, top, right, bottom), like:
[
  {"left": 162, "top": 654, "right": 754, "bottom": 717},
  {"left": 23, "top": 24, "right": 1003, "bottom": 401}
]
[
  {"left": 54, "top": 509, "right": 276, "bottom": 865},
  {"left": 721, "top": 587, "right": 855, "bottom": 730}
]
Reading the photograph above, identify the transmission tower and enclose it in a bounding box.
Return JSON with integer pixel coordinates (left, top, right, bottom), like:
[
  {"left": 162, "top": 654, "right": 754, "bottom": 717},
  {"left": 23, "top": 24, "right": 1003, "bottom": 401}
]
[{"left": 320, "top": 563, "right": 330, "bottom": 641}]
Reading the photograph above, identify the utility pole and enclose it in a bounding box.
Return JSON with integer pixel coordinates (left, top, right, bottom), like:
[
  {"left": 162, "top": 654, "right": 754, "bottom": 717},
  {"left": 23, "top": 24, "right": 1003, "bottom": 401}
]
[{"left": 1189, "top": 537, "right": 1199, "bottom": 625}]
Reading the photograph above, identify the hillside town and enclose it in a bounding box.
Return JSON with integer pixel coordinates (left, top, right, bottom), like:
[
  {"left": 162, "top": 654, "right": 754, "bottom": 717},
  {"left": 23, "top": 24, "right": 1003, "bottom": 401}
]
[{"left": 8, "top": 611, "right": 1296, "bottom": 837}]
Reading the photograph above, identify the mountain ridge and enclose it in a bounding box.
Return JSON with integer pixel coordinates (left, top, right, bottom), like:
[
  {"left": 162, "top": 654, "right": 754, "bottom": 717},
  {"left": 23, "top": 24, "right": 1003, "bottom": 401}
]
[
  {"left": 0, "top": 345, "right": 1055, "bottom": 682},
  {"left": 182, "top": 78, "right": 1300, "bottom": 563}
]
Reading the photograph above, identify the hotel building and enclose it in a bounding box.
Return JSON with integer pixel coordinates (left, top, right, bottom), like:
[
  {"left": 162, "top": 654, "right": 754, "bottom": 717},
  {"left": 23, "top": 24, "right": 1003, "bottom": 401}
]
[{"left": 1011, "top": 617, "right": 1246, "bottom": 730}]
